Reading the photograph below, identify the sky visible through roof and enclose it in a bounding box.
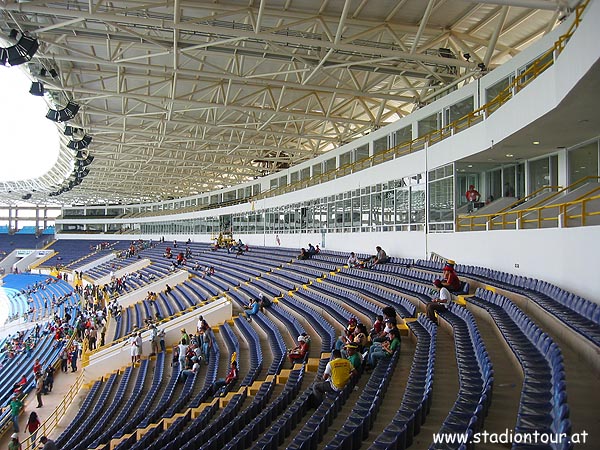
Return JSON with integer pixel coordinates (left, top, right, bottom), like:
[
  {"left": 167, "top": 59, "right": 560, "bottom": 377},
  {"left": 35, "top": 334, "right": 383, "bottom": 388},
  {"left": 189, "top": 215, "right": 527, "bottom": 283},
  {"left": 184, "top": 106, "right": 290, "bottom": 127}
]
[{"left": 0, "top": 66, "right": 59, "bottom": 182}]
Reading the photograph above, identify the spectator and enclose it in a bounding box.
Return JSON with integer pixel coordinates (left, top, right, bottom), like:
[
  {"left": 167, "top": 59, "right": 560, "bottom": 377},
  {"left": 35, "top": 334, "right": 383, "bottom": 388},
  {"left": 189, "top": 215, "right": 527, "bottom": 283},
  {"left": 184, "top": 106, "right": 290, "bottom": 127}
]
[
  {"left": 367, "top": 328, "right": 401, "bottom": 369},
  {"left": 435, "top": 261, "right": 461, "bottom": 292},
  {"left": 8, "top": 395, "right": 23, "bottom": 432},
  {"left": 158, "top": 328, "right": 166, "bottom": 353},
  {"left": 9, "top": 433, "right": 21, "bottom": 450},
  {"left": 128, "top": 332, "right": 141, "bottom": 364},
  {"left": 466, "top": 184, "right": 481, "bottom": 212},
  {"left": 311, "top": 349, "right": 355, "bottom": 405},
  {"left": 288, "top": 334, "right": 310, "bottom": 365},
  {"left": 213, "top": 359, "right": 238, "bottom": 396},
  {"left": 369, "top": 315, "right": 384, "bottom": 340},
  {"left": 345, "top": 343, "right": 362, "bottom": 371},
  {"left": 365, "top": 246, "right": 389, "bottom": 268},
  {"left": 27, "top": 411, "right": 41, "bottom": 446},
  {"left": 39, "top": 436, "right": 57, "bottom": 450},
  {"left": 198, "top": 328, "right": 212, "bottom": 364},
  {"left": 427, "top": 280, "right": 452, "bottom": 325},
  {"left": 180, "top": 356, "right": 200, "bottom": 382},
  {"left": 335, "top": 317, "right": 358, "bottom": 351},
  {"left": 307, "top": 243, "right": 316, "bottom": 256},
  {"left": 297, "top": 248, "right": 309, "bottom": 260},
  {"left": 347, "top": 252, "right": 360, "bottom": 268},
  {"left": 258, "top": 293, "right": 272, "bottom": 311},
  {"left": 243, "top": 298, "right": 260, "bottom": 322},
  {"left": 35, "top": 372, "right": 44, "bottom": 408}
]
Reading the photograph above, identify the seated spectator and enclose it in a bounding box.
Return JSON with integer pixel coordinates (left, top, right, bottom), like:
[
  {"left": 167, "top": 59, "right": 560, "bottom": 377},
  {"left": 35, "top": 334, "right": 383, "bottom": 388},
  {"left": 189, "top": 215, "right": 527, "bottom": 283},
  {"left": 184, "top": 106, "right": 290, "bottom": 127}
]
[
  {"left": 180, "top": 356, "right": 200, "bottom": 382},
  {"left": 434, "top": 261, "right": 461, "bottom": 292},
  {"left": 345, "top": 343, "right": 362, "bottom": 371},
  {"left": 213, "top": 358, "right": 238, "bottom": 396},
  {"left": 367, "top": 327, "right": 400, "bottom": 369},
  {"left": 297, "top": 248, "right": 309, "bottom": 260},
  {"left": 347, "top": 252, "right": 360, "bottom": 268},
  {"left": 427, "top": 280, "right": 452, "bottom": 325},
  {"left": 258, "top": 293, "right": 272, "bottom": 311},
  {"left": 364, "top": 246, "right": 389, "bottom": 268},
  {"left": 307, "top": 243, "right": 316, "bottom": 256},
  {"left": 288, "top": 334, "right": 310, "bottom": 365},
  {"left": 369, "top": 315, "right": 384, "bottom": 340},
  {"left": 335, "top": 317, "right": 358, "bottom": 351},
  {"left": 315, "top": 245, "right": 321, "bottom": 254},
  {"left": 311, "top": 349, "right": 355, "bottom": 406},
  {"left": 243, "top": 298, "right": 260, "bottom": 322}
]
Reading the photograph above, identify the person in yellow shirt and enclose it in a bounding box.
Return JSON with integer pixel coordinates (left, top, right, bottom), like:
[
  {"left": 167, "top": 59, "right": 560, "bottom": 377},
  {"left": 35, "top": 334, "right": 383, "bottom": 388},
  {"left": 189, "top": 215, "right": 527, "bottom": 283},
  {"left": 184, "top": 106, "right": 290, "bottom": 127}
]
[{"left": 311, "top": 349, "right": 356, "bottom": 405}]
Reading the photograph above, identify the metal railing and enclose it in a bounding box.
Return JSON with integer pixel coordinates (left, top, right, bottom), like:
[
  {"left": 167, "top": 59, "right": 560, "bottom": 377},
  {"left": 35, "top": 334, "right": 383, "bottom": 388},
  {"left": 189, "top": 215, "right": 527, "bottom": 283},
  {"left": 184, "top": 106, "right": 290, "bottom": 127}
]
[{"left": 457, "top": 189, "right": 600, "bottom": 231}]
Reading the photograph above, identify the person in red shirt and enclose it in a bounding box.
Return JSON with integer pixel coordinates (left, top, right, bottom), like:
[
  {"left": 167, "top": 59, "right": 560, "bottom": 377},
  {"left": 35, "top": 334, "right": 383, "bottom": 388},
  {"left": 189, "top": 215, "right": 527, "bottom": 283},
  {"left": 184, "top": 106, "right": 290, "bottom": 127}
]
[
  {"left": 465, "top": 185, "right": 481, "bottom": 212},
  {"left": 33, "top": 358, "right": 42, "bottom": 376},
  {"left": 288, "top": 335, "right": 310, "bottom": 364}
]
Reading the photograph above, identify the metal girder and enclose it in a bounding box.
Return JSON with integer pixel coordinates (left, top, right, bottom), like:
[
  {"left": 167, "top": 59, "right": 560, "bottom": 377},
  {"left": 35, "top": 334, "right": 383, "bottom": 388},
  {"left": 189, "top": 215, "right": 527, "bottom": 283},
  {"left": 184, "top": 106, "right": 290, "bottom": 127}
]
[{"left": 0, "top": 0, "right": 562, "bottom": 206}]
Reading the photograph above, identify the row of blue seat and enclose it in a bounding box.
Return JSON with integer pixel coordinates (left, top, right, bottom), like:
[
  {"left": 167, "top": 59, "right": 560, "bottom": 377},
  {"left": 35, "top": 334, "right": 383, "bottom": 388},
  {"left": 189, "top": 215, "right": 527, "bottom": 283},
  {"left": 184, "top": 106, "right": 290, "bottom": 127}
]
[
  {"left": 324, "top": 350, "right": 400, "bottom": 449},
  {"left": 369, "top": 316, "right": 437, "bottom": 449},
  {"left": 280, "top": 294, "right": 336, "bottom": 352},
  {"left": 90, "top": 359, "right": 150, "bottom": 447},
  {"left": 200, "top": 382, "right": 275, "bottom": 450},
  {"left": 57, "top": 371, "right": 120, "bottom": 449},
  {"left": 469, "top": 289, "right": 571, "bottom": 449},
  {"left": 416, "top": 259, "right": 599, "bottom": 346},
  {"left": 343, "top": 267, "right": 432, "bottom": 307},
  {"left": 227, "top": 368, "right": 306, "bottom": 450},
  {"left": 429, "top": 305, "right": 494, "bottom": 449},
  {"left": 234, "top": 317, "right": 263, "bottom": 386},
  {"left": 115, "top": 352, "right": 167, "bottom": 437},
  {"left": 333, "top": 272, "right": 417, "bottom": 318}
]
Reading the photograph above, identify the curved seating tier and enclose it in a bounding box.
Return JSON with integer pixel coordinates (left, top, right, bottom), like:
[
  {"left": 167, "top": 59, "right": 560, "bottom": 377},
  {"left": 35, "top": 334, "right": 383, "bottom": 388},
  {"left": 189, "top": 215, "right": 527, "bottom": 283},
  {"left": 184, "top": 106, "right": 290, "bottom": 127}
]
[
  {"left": 369, "top": 316, "right": 437, "bottom": 450},
  {"left": 468, "top": 288, "right": 571, "bottom": 449}
]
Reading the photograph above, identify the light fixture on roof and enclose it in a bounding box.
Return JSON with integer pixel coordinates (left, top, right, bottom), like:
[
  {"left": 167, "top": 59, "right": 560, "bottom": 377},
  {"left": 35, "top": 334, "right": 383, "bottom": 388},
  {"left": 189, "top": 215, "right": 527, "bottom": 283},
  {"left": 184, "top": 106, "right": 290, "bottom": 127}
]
[
  {"left": 533, "top": 141, "right": 540, "bottom": 145},
  {"left": 505, "top": 153, "right": 514, "bottom": 157},
  {"left": 67, "top": 134, "right": 93, "bottom": 151},
  {"left": 76, "top": 155, "right": 94, "bottom": 167},
  {"left": 46, "top": 100, "right": 80, "bottom": 122},
  {"left": 29, "top": 81, "right": 44, "bottom": 96},
  {"left": 0, "top": 32, "right": 39, "bottom": 66}
]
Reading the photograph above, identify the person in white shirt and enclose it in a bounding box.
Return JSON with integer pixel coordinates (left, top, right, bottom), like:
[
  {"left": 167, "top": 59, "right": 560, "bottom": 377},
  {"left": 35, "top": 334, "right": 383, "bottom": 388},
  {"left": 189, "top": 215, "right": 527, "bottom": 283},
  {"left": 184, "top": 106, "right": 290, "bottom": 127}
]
[
  {"left": 426, "top": 280, "right": 452, "bottom": 325},
  {"left": 347, "top": 252, "right": 360, "bottom": 268}
]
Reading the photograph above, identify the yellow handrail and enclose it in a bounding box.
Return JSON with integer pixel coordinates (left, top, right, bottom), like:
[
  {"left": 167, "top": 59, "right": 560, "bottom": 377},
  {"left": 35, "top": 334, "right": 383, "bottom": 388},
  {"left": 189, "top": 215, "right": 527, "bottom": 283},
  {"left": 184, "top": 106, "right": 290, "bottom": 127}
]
[
  {"left": 19, "top": 370, "right": 86, "bottom": 450},
  {"left": 457, "top": 191, "right": 600, "bottom": 231}
]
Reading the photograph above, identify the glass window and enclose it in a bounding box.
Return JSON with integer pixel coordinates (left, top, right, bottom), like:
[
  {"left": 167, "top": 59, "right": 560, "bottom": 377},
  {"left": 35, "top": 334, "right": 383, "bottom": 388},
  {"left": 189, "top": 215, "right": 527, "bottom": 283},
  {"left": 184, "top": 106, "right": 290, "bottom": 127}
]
[
  {"left": 394, "top": 126, "right": 412, "bottom": 149},
  {"left": 313, "top": 163, "right": 323, "bottom": 176},
  {"left": 410, "top": 185, "right": 426, "bottom": 223},
  {"left": 395, "top": 188, "right": 409, "bottom": 224},
  {"left": 340, "top": 152, "right": 351, "bottom": 167},
  {"left": 373, "top": 136, "right": 388, "bottom": 155},
  {"left": 300, "top": 167, "right": 310, "bottom": 180},
  {"left": 486, "top": 75, "right": 512, "bottom": 103},
  {"left": 355, "top": 144, "right": 369, "bottom": 162},
  {"left": 418, "top": 112, "right": 440, "bottom": 138},
  {"left": 290, "top": 171, "right": 299, "bottom": 184},
  {"left": 324, "top": 157, "right": 336, "bottom": 173},
  {"left": 569, "top": 141, "right": 598, "bottom": 184},
  {"left": 447, "top": 96, "right": 474, "bottom": 124}
]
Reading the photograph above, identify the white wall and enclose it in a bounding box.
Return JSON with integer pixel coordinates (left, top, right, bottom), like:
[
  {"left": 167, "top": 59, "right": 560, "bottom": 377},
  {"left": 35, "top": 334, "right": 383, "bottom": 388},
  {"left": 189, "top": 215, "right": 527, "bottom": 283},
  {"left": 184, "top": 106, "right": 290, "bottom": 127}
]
[{"left": 428, "top": 226, "right": 600, "bottom": 303}]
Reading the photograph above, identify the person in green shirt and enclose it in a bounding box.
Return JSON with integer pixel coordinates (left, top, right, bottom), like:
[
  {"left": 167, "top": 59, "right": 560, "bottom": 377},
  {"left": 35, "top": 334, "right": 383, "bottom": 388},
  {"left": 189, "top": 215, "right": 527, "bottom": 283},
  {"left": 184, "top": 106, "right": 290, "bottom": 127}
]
[
  {"left": 345, "top": 343, "right": 362, "bottom": 371},
  {"left": 367, "top": 328, "right": 401, "bottom": 368},
  {"left": 9, "top": 433, "right": 21, "bottom": 450},
  {"left": 9, "top": 395, "right": 23, "bottom": 432}
]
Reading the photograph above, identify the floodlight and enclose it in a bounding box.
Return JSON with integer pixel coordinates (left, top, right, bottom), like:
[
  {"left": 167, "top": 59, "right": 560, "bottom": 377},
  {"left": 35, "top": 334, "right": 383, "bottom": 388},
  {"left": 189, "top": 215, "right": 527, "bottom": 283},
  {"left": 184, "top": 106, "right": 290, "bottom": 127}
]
[
  {"left": 29, "top": 81, "right": 44, "bottom": 96},
  {"left": 46, "top": 100, "right": 80, "bottom": 122},
  {"left": 1, "top": 35, "right": 39, "bottom": 66},
  {"left": 68, "top": 134, "right": 92, "bottom": 150}
]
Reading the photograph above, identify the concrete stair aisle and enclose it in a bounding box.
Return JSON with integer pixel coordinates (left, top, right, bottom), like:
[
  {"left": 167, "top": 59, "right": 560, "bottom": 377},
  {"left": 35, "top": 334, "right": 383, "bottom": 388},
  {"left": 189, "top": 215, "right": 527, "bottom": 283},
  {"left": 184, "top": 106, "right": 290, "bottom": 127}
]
[{"left": 411, "top": 325, "right": 459, "bottom": 450}]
